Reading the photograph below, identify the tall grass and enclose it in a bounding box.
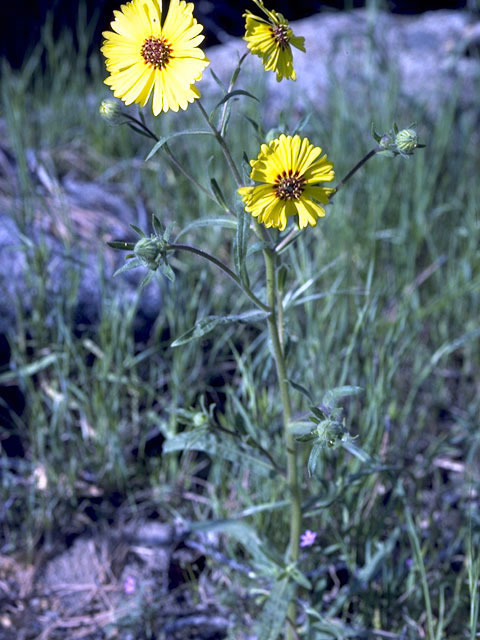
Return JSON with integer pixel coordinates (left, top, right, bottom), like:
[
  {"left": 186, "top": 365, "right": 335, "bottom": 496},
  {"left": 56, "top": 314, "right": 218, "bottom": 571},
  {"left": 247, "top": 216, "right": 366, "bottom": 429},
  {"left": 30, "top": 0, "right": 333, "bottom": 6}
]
[{"left": 0, "top": 5, "right": 479, "bottom": 638}]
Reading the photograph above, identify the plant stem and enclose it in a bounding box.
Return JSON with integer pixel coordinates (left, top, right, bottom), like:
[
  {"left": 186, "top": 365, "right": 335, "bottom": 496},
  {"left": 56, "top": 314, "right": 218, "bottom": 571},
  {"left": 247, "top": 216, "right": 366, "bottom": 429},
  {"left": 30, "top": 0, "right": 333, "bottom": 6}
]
[
  {"left": 168, "top": 243, "right": 270, "bottom": 313},
  {"left": 263, "top": 247, "right": 301, "bottom": 640},
  {"left": 196, "top": 100, "right": 244, "bottom": 188},
  {"left": 332, "top": 148, "right": 378, "bottom": 197}
]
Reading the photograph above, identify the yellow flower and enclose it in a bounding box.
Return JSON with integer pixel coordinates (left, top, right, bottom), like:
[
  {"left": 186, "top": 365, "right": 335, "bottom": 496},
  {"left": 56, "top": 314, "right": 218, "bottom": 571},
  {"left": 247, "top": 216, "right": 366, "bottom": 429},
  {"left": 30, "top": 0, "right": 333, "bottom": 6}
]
[
  {"left": 243, "top": 0, "right": 305, "bottom": 81},
  {"left": 238, "top": 134, "right": 335, "bottom": 231},
  {"left": 101, "top": 0, "right": 209, "bottom": 115}
]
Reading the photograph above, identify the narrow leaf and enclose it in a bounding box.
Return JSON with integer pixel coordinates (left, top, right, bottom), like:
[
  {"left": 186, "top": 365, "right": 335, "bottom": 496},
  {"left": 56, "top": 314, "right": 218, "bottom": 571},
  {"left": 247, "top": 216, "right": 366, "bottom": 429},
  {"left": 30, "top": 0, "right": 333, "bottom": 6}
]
[
  {"left": 288, "top": 378, "right": 314, "bottom": 403},
  {"left": 145, "top": 130, "right": 213, "bottom": 161},
  {"left": 0, "top": 353, "right": 61, "bottom": 383},
  {"left": 139, "top": 271, "right": 154, "bottom": 290},
  {"left": 308, "top": 442, "right": 323, "bottom": 477},
  {"left": 257, "top": 578, "right": 294, "bottom": 640},
  {"left": 322, "top": 385, "right": 363, "bottom": 409},
  {"left": 171, "top": 310, "right": 267, "bottom": 347},
  {"left": 159, "top": 262, "right": 175, "bottom": 282},
  {"left": 209, "top": 67, "right": 227, "bottom": 91},
  {"left": 113, "top": 258, "right": 142, "bottom": 277},
  {"left": 107, "top": 241, "right": 135, "bottom": 251},
  {"left": 152, "top": 214, "right": 163, "bottom": 237},
  {"left": 174, "top": 217, "right": 237, "bottom": 242},
  {"left": 164, "top": 431, "right": 274, "bottom": 476},
  {"left": 130, "top": 224, "right": 145, "bottom": 237},
  {"left": 234, "top": 208, "right": 250, "bottom": 287},
  {"left": 214, "top": 89, "right": 259, "bottom": 111},
  {"left": 210, "top": 178, "right": 229, "bottom": 211}
]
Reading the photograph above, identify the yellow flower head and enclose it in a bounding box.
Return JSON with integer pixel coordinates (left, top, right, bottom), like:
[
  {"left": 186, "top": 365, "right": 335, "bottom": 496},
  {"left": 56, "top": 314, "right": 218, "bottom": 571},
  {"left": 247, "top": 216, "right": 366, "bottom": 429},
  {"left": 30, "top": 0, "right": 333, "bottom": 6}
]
[
  {"left": 101, "top": 0, "right": 210, "bottom": 115},
  {"left": 238, "top": 134, "right": 335, "bottom": 231},
  {"left": 243, "top": 0, "right": 305, "bottom": 82}
]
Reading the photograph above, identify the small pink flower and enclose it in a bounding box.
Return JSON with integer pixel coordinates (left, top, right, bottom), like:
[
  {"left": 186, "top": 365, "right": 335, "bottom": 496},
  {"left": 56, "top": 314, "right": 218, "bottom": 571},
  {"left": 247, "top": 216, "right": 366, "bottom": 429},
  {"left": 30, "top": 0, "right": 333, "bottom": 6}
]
[
  {"left": 123, "top": 575, "right": 136, "bottom": 595},
  {"left": 300, "top": 529, "right": 317, "bottom": 547}
]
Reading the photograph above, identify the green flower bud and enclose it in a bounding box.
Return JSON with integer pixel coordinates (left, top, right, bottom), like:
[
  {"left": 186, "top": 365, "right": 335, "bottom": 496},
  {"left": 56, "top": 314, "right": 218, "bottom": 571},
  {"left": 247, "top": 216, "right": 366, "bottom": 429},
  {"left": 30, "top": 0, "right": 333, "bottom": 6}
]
[
  {"left": 99, "top": 99, "right": 122, "bottom": 121},
  {"left": 395, "top": 128, "right": 418, "bottom": 155},
  {"left": 134, "top": 236, "right": 163, "bottom": 270},
  {"left": 193, "top": 412, "right": 207, "bottom": 427}
]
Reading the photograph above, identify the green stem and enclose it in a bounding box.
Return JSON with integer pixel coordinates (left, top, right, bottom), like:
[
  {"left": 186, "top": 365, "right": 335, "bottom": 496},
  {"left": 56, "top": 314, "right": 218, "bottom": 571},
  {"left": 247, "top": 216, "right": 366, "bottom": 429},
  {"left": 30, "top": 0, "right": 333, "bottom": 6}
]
[
  {"left": 168, "top": 243, "right": 270, "bottom": 313},
  {"left": 123, "top": 114, "right": 219, "bottom": 205},
  {"left": 263, "top": 247, "right": 301, "bottom": 640},
  {"left": 196, "top": 100, "right": 244, "bottom": 188},
  {"left": 163, "top": 143, "right": 219, "bottom": 205},
  {"left": 332, "top": 147, "right": 378, "bottom": 197}
]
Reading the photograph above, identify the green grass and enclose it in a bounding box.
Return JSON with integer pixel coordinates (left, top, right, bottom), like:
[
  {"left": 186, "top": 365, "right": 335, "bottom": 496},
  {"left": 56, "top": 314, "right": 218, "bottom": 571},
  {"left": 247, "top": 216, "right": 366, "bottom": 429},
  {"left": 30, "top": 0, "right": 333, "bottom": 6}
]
[{"left": 0, "top": 6, "right": 479, "bottom": 639}]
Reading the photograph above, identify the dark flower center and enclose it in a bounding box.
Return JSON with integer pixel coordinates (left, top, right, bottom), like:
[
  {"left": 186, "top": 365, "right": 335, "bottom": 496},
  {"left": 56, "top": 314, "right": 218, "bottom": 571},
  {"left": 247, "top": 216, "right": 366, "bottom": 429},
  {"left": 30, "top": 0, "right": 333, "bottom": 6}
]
[
  {"left": 270, "top": 24, "right": 290, "bottom": 50},
  {"left": 141, "top": 36, "right": 172, "bottom": 69},
  {"left": 274, "top": 170, "right": 305, "bottom": 201}
]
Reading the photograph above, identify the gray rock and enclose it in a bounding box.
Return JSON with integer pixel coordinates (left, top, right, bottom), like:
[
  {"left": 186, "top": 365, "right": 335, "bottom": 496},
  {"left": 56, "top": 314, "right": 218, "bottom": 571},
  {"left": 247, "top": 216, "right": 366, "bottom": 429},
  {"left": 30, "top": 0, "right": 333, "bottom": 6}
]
[
  {"left": 0, "top": 143, "right": 163, "bottom": 336},
  {"left": 202, "top": 9, "right": 480, "bottom": 120}
]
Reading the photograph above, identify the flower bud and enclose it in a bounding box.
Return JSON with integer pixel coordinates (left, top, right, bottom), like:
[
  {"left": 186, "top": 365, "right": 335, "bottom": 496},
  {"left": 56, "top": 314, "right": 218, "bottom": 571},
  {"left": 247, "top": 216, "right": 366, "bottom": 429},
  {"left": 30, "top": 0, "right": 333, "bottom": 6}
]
[
  {"left": 395, "top": 128, "right": 418, "bottom": 155},
  {"left": 99, "top": 99, "right": 122, "bottom": 121},
  {"left": 134, "top": 236, "right": 163, "bottom": 270}
]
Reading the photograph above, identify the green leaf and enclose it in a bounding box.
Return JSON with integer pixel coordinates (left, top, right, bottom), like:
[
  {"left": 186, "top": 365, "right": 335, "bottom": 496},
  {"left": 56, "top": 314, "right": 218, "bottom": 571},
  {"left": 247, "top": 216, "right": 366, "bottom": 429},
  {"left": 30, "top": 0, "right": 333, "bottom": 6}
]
[
  {"left": 288, "top": 378, "right": 314, "bottom": 403},
  {"left": 0, "top": 353, "right": 61, "bottom": 383},
  {"left": 107, "top": 241, "right": 136, "bottom": 251},
  {"left": 322, "top": 385, "right": 363, "bottom": 409},
  {"left": 209, "top": 67, "right": 227, "bottom": 91},
  {"left": 159, "top": 262, "right": 175, "bottom": 282},
  {"left": 213, "top": 89, "right": 259, "bottom": 111},
  {"left": 290, "top": 566, "right": 312, "bottom": 590},
  {"left": 152, "top": 214, "right": 163, "bottom": 237},
  {"left": 130, "top": 224, "right": 145, "bottom": 237},
  {"left": 139, "top": 271, "right": 154, "bottom": 290},
  {"left": 257, "top": 578, "right": 295, "bottom": 640},
  {"left": 162, "top": 221, "right": 175, "bottom": 243},
  {"left": 293, "top": 111, "right": 312, "bottom": 135},
  {"left": 210, "top": 178, "right": 229, "bottom": 211},
  {"left": 307, "top": 442, "right": 323, "bottom": 477},
  {"left": 164, "top": 431, "right": 275, "bottom": 477},
  {"left": 113, "top": 258, "right": 142, "bottom": 277},
  {"left": 234, "top": 208, "right": 250, "bottom": 287},
  {"left": 145, "top": 130, "right": 214, "bottom": 161},
  {"left": 171, "top": 310, "right": 267, "bottom": 347},
  {"left": 174, "top": 217, "right": 237, "bottom": 242}
]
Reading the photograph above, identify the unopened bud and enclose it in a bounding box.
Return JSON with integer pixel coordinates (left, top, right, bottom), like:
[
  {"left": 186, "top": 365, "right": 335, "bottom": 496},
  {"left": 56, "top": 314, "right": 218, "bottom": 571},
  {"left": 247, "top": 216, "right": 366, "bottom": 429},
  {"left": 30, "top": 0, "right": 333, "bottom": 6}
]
[
  {"left": 134, "top": 236, "right": 163, "bottom": 270},
  {"left": 99, "top": 99, "right": 122, "bottom": 121},
  {"left": 395, "top": 128, "right": 418, "bottom": 155}
]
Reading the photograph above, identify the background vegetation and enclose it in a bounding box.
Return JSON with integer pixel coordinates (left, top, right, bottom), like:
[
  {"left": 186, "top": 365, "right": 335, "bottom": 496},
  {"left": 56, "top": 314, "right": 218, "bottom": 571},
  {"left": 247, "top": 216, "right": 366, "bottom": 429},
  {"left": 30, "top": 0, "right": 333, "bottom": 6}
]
[{"left": 0, "top": 4, "right": 479, "bottom": 639}]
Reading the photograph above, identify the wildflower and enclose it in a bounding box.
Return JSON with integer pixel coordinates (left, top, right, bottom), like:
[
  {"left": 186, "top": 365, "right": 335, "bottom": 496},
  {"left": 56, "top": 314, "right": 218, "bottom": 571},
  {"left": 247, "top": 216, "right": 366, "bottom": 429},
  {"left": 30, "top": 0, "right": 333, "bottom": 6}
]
[
  {"left": 243, "top": 0, "right": 305, "bottom": 81},
  {"left": 101, "top": 0, "right": 210, "bottom": 115},
  {"left": 238, "top": 134, "right": 335, "bottom": 231},
  {"left": 300, "top": 529, "right": 317, "bottom": 547},
  {"left": 123, "top": 575, "right": 137, "bottom": 594}
]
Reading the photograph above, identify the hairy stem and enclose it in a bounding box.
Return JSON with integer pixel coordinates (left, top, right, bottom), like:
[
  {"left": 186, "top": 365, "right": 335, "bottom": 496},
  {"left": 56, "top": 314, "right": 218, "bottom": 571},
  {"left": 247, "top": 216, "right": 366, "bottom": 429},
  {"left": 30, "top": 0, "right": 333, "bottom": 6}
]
[{"left": 263, "top": 247, "right": 301, "bottom": 640}]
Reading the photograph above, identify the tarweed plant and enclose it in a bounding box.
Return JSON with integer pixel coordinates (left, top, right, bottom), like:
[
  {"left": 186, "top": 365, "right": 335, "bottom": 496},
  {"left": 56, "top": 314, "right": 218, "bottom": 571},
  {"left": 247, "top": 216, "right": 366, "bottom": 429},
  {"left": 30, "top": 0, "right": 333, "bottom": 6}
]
[{"left": 101, "top": 0, "right": 425, "bottom": 637}]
